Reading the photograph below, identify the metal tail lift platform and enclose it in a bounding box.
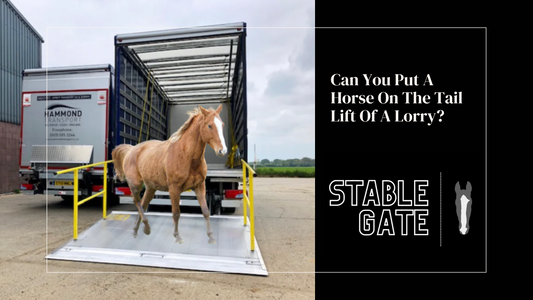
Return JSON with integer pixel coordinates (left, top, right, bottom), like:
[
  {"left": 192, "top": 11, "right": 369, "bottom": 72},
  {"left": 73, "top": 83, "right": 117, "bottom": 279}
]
[{"left": 46, "top": 160, "right": 267, "bottom": 276}]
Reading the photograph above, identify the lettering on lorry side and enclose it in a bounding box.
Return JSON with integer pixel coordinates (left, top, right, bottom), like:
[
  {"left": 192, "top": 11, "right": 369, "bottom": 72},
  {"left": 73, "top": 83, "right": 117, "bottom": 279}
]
[
  {"left": 44, "top": 104, "right": 83, "bottom": 140},
  {"left": 45, "top": 110, "right": 83, "bottom": 117},
  {"left": 37, "top": 94, "right": 91, "bottom": 101}
]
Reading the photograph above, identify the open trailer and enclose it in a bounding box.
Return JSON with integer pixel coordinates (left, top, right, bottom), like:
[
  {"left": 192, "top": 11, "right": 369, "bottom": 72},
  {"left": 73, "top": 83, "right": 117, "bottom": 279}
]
[{"left": 20, "top": 22, "right": 248, "bottom": 214}]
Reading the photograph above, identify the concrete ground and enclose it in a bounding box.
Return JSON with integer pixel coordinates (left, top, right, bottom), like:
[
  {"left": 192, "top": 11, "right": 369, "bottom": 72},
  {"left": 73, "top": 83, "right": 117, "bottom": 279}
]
[{"left": 0, "top": 177, "right": 314, "bottom": 299}]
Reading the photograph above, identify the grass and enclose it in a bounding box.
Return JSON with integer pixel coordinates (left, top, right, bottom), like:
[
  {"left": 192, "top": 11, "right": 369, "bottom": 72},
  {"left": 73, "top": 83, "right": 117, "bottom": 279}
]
[{"left": 255, "top": 166, "right": 315, "bottom": 178}]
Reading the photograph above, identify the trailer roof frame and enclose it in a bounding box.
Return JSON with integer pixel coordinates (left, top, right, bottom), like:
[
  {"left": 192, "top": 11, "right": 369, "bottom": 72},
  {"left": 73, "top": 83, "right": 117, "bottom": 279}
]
[{"left": 115, "top": 22, "right": 246, "bottom": 105}]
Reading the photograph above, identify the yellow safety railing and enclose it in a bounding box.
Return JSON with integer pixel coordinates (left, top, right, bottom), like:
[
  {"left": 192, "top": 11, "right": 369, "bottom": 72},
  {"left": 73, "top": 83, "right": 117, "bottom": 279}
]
[
  {"left": 55, "top": 160, "right": 113, "bottom": 240},
  {"left": 241, "top": 159, "right": 255, "bottom": 251}
]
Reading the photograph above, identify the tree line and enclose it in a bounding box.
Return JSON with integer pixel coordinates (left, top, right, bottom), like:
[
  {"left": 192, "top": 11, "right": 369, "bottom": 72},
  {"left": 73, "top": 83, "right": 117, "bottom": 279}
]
[{"left": 256, "top": 157, "right": 315, "bottom": 167}]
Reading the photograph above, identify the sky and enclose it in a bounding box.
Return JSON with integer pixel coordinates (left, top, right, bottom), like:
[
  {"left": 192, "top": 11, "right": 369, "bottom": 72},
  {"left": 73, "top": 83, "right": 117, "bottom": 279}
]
[{"left": 10, "top": 0, "right": 315, "bottom": 161}]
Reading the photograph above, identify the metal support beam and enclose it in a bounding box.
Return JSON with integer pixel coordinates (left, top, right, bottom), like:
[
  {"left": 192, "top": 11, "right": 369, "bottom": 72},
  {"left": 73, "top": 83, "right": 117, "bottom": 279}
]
[
  {"left": 226, "top": 39, "right": 233, "bottom": 99},
  {"left": 142, "top": 53, "right": 236, "bottom": 64},
  {"left": 131, "top": 37, "right": 237, "bottom": 53}
]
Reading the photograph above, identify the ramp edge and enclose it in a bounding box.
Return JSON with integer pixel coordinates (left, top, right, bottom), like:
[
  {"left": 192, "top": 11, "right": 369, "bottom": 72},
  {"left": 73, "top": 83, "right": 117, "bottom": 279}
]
[{"left": 46, "top": 212, "right": 268, "bottom": 276}]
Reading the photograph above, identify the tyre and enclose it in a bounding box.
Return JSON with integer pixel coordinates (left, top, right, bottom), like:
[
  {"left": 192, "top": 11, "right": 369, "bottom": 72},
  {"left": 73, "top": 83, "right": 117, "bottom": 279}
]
[{"left": 208, "top": 194, "right": 221, "bottom": 215}]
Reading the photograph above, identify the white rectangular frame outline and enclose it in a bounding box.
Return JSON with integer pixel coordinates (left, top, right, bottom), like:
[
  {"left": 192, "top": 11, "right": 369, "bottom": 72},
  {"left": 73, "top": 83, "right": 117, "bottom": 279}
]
[{"left": 44, "top": 26, "right": 487, "bottom": 274}]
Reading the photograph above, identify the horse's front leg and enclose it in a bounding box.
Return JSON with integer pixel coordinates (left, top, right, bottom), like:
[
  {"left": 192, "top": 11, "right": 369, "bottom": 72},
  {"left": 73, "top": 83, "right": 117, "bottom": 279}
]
[
  {"left": 169, "top": 185, "right": 184, "bottom": 243},
  {"left": 194, "top": 181, "right": 215, "bottom": 244}
]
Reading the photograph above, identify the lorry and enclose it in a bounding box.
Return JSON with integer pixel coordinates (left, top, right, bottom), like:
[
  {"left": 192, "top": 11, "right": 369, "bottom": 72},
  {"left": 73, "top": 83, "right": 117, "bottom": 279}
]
[{"left": 19, "top": 22, "right": 248, "bottom": 214}]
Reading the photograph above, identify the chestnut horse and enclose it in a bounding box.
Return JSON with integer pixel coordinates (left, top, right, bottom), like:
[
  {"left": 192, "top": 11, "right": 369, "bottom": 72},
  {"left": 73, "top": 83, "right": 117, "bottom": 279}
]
[{"left": 112, "top": 105, "right": 227, "bottom": 244}]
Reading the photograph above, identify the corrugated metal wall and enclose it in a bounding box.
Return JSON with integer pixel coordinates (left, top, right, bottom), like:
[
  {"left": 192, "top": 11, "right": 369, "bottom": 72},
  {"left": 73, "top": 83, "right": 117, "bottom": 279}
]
[{"left": 1, "top": 0, "right": 43, "bottom": 124}]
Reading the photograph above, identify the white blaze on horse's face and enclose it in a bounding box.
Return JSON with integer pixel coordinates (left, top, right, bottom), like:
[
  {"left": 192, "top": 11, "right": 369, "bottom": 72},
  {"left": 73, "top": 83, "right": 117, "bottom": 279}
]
[
  {"left": 214, "top": 116, "right": 227, "bottom": 156},
  {"left": 200, "top": 104, "right": 227, "bottom": 157}
]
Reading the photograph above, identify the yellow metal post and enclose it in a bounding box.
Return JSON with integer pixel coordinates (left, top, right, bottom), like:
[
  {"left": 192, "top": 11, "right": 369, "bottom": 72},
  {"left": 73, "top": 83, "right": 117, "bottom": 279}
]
[
  {"left": 103, "top": 163, "right": 107, "bottom": 220},
  {"left": 73, "top": 170, "right": 78, "bottom": 240},
  {"left": 242, "top": 163, "right": 247, "bottom": 226},
  {"left": 241, "top": 159, "right": 256, "bottom": 252},
  {"left": 249, "top": 171, "right": 255, "bottom": 251}
]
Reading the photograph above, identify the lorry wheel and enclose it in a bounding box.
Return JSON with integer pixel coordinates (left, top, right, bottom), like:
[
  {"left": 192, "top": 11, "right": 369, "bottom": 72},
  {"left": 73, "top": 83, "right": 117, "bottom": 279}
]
[
  {"left": 106, "top": 193, "right": 120, "bottom": 207},
  {"left": 212, "top": 202, "right": 221, "bottom": 215},
  {"left": 208, "top": 193, "right": 221, "bottom": 215}
]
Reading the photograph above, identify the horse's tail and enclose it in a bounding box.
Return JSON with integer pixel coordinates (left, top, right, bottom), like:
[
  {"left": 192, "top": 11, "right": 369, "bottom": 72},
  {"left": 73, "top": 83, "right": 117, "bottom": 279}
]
[{"left": 111, "top": 144, "right": 133, "bottom": 182}]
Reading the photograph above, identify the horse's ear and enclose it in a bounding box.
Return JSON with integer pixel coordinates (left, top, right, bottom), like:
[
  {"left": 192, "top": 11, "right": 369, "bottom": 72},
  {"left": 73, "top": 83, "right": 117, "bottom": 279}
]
[
  {"left": 199, "top": 106, "right": 209, "bottom": 116},
  {"left": 466, "top": 181, "right": 472, "bottom": 193},
  {"left": 454, "top": 181, "right": 461, "bottom": 193},
  {"left": 215, "top": 104, "right": 223, "bottom": 114}
]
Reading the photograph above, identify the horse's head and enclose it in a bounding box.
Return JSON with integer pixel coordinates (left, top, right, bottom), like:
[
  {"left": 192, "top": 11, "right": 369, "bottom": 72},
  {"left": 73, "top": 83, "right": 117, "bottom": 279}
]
[
  {"left": 454, "top": 181, "right": 472, "bottom": 235},
  {"left": 199, "top": 104, "right": 227, "bottom": 157}
]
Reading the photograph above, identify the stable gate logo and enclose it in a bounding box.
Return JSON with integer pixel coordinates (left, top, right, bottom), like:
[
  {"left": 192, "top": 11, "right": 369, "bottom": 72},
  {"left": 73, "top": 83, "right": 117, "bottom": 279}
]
[{"left": 329, "top": 178, "right": 475, "bottom": 238}]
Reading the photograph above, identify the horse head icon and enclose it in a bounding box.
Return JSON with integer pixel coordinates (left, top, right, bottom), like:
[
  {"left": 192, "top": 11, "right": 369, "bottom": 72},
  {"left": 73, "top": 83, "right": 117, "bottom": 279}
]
[{"left": 455, "top": 181, "right": 472, "bottom": 235}]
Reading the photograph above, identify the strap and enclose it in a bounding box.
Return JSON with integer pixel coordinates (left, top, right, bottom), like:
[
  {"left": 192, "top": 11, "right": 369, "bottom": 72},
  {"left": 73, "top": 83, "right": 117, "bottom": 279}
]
[{"left": 138, "top": 76, "right": 151, "bottom": 144}]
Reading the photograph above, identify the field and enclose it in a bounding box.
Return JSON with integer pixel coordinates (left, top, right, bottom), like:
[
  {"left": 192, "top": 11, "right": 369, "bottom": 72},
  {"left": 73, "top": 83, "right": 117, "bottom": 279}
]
[{"left": 255, "top": 166, "right": 315, "bottom": 177}]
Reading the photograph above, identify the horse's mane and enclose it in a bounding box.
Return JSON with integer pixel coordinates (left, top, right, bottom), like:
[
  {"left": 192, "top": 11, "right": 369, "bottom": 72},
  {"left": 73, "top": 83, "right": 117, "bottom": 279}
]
[{"left": 169, "top": 107, "right": 214, "bottom": 143}]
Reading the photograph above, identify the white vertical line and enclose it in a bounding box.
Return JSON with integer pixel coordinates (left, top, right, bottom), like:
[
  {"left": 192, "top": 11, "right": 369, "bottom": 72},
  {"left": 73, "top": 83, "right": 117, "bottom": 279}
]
[
  {"left": 45, "top": 27, "right": 49, "bottom": 273},
  {"left": 440, "top": 172, "right": 442, "bottom": 247},
  {"left": 484, "top": 28, "right": 488, "bottom": 272}
]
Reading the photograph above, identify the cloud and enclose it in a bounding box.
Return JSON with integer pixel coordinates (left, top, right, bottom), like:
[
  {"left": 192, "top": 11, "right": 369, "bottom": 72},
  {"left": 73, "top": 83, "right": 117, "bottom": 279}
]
[
  {"left": 248, "top": 25, "right": 315, "bottom": 160},
  {"left": 264, "top": 71, "right": 299, "bottom": 97},
  {"left": 293, "top": 27, "right": 315, "bottom": 72}
]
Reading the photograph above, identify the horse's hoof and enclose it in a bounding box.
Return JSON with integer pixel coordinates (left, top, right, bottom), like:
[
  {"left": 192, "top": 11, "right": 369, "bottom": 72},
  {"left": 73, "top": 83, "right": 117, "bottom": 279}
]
[
  {"left": 143, "top": 226, "right": 151, "bottom": 235},
  {"left": 174, "top": 233, "right": 183, "bottom": 243},
  {"left": 207, "top": 232, "right": 216, "bottom": 244}
]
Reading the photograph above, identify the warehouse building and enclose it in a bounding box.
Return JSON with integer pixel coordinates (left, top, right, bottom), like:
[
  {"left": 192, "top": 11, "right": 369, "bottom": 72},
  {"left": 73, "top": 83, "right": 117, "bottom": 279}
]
[{"left": 1, "top": 0, "right": 43, "bottom": 193}]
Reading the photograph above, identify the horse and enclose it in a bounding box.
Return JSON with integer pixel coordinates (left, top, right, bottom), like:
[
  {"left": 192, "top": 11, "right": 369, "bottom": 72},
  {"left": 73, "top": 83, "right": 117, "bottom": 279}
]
[
  {"left": 454, "top": 181, "right": 472, "bottom": 235},
  {"left": 111, "top": 104, "right": 227, "bottom": 244}
]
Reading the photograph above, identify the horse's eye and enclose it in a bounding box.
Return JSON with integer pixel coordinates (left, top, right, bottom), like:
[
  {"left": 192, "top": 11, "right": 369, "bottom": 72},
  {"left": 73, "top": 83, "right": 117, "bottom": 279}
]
[{"left": 208, "top": 125, "right": 212, "bottom": 129}]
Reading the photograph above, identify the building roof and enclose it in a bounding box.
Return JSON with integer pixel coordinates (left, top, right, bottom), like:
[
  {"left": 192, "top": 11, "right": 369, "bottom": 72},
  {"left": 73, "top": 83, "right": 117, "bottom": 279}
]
[{"left": 3, "top": 0, "right": 44, "bottom": 42}]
